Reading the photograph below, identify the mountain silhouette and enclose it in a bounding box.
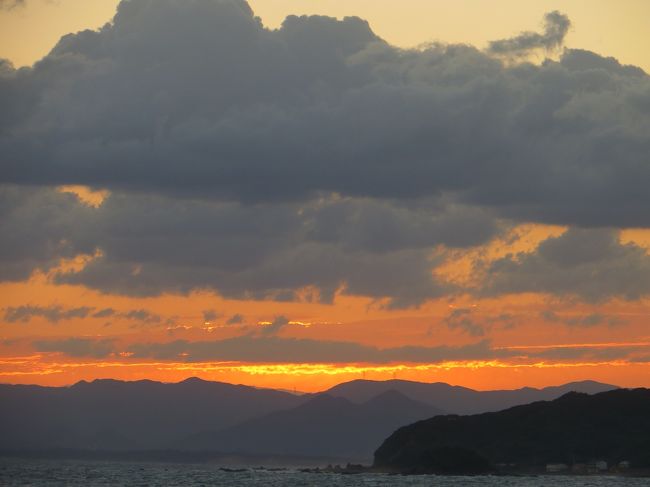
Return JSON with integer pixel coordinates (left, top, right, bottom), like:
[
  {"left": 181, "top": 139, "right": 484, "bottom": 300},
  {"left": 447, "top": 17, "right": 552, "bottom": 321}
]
[
  {"left": 326, "top": 379, "right": 617, "bottom": 414},
  {"left": 374, "top": 388, "right": 650, "bottom": 473},
  {"left": 183, "top": 390, "right": 443, "bottom": 460},
  {"left": 0, "top": 377, "right": 620, "bottom": 461},
  {"left": 0, "top": 377, "right": 304, "bottom": 450}
]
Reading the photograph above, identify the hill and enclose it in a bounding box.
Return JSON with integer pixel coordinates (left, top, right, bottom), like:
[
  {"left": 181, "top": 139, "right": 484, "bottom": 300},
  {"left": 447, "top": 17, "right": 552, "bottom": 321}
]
[
  {"left": 183, "top": 390, "right": 444, "bottom": 461},
  {"left": 0, "top": 377, "right": 304, "bottom": 450},
  {"left": 374, "top": 388, "right": 650, "bottom": 474},
  {"left": 327, "top": 379, "right": 617, "bottom": 414}
]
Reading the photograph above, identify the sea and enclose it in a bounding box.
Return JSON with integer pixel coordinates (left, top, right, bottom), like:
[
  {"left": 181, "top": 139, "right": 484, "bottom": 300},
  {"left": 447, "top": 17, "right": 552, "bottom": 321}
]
[{"left": 1, "top": 459, "right": 649, "bottom": 487}]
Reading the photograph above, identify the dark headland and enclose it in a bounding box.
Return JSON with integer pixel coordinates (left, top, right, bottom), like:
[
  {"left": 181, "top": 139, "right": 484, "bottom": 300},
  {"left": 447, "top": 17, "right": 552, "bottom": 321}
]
[{"left": 372, "top": 388, "right": 650, "bottom": 475}]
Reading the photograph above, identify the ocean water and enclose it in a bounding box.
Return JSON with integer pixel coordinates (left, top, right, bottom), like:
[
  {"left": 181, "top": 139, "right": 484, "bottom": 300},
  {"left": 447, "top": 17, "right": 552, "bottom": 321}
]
[{"left": 0, "top": 459, "right": 648, "bottom": 487}]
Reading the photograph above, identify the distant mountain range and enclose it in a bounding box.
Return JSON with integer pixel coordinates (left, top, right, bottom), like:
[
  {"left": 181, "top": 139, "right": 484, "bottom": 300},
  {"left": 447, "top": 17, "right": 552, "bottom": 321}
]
[
  {"left": 326, "top": 378, "right": 617, "bottom": 414},
  {"left": 0, "top": 377, "right": 618, "bottom": 461},
  {"left": 374, "top": 388, "right": 650, "bottom": 474},
  {"left": 0, "top": 377, "right": 303, "bottom": 451}
]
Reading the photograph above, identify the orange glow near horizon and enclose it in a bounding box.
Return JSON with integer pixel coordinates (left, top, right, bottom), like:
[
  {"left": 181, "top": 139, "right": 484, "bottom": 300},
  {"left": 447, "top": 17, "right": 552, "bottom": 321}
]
[
  {"left": 2, "top": 349, "right": 650, "bottom": 392},
  {"left": 2, "top": 222, "right": 650, "bottom": 392}
]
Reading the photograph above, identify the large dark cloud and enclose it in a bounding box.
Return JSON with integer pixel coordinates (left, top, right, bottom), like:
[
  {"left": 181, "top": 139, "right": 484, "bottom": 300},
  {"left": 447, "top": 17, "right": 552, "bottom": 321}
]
[
  {"left": 1, "top": 185, "right": 494, "bottom": 305},
  {"left": 1, "top": 0, "right": 650, "bottom": 305},
  {"left": 0, "top": 0, "right": 648, "bottom": 228}
]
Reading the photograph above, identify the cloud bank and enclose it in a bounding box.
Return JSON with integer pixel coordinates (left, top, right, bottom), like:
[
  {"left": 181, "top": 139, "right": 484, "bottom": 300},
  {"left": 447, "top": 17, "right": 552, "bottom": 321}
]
[
  {"left": 33, "top": 335, "right": 508, "bottom": 364},
  {"left": 1, "top": 0, "right": 650, "bottom": 305}
]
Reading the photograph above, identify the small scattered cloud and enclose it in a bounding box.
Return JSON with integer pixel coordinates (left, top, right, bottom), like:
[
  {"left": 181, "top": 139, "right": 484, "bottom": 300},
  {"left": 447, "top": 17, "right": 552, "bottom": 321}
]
[
  {"left": 3, "top": 305, "right": 92, "bottom": 324},
  {"left": 92, "top": 308, "right": 116, "bottom": 318},
  {"left": 259, "top": 315, "right": 289, "bottom": 335},
  {"left": 443, "top": 308, "right": 517, "bottom": 337},
  {"left": 226, "top": 314, "right": 244, "bottom": 325},
  {"left": 540, "top": 310, "right": 625, "bottom": 328},
  {"left": 33, "top": 337, "right": 117, "bottom": 358},
  {"left": 121, "top": 309, "right": 161, "bottom": 323},
  {"left": 202, "top": 309, "right": 220, "bottom": 322},
  {"left": 444, "top": 308, "right": 485, "bottom": 337},
  {"left": 2, "top": 304, "right": 162, "bottom": 325}
]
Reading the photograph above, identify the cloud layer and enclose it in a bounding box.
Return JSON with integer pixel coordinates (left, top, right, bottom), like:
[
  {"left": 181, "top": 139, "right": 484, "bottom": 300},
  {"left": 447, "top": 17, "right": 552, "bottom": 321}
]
[{"left": 33, "top": 334, "right": 507, "bottom": 363}]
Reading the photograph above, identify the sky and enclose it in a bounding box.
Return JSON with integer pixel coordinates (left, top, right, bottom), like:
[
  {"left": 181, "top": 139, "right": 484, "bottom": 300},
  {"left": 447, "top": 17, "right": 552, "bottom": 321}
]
[{"left": 1, "top": 0, "right": 650, "bottom": 392}]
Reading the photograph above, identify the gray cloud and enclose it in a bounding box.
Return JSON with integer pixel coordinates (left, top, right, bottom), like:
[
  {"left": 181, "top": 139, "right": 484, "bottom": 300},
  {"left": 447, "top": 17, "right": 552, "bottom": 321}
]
[
  {"left": 2, "top": 186, "right": 477, "bottom": 307},
  {"left": 443, "top": 308, "right": 517, "bottom": 336},
  {"left": 443, "top": 308, "right": 485, "bottom": 337},
  {"left": 33, "top": 334, "right": 650, "bottom": 364},
  {"left": 3, "top": 305, "right": 93, "bottom": 323},
  {"left": 2, "top": 303, "right": 163, "bottom": 324},
  {"left": 488, "top": 11, "right": 571, "bottom": 56},
  {"left": 5, "top": 185, "right": 650, "bottom": 304},
  {"left": 226, "top": 314, "right": 244, "bottom": 325},
  {"left": 0, "top": 0, "right": 24, "bottom": 10},
  {"left": 482, "top": 228, "right": 650, "bottom": 301},
  {"left": 260, "top": 315, "right": 289, "bottom": 335},
  {"left": 33, "top": 337, "right": 117, "bottom": 358},
  {"left": 0, "top": 2, "right": 647, "bottom": 229},
  {"left": 92, "top": 308, "right": 116, "bottom": 318},
  {"left": 0, "top": 187, "right": 98, "bottom": 282},
  {"left": 202, "top": 309, "right": 220, "bottom": 322},
  {"left": 540, "top": 310, "right": 624, "bottom": 327},
  {"left": 121, "top": 309, "right": 161, "bottom": 323},
  {"left": 126, "top": 336, "right": 506, "bottom": 364},
  {"left": 1, "top": 1, "right": 649, "bottom": 305}
]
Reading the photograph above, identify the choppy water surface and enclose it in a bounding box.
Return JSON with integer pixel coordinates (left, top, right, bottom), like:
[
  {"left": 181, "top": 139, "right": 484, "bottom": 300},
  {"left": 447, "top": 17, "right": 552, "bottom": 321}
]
[{"left": 1, "top": 458, "right": 648, "bottom": 486}]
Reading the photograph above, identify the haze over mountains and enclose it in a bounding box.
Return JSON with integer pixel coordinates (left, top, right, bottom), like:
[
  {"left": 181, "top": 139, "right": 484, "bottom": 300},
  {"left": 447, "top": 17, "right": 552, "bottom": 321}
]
[{"left": 0, "top": 378, "right": 617, "bottom": 461}]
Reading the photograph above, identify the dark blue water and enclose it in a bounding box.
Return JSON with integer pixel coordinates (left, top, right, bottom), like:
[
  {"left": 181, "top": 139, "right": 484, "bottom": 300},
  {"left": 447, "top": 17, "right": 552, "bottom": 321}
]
[{"left": 1, "top": 458, "right": 648, "bottom": 486}]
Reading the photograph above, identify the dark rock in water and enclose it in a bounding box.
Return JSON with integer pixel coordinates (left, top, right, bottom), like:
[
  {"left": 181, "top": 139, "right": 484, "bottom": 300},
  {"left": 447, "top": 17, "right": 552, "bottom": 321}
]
[{"left": 403, "top": 446, "right": 492, "bottom": 475}]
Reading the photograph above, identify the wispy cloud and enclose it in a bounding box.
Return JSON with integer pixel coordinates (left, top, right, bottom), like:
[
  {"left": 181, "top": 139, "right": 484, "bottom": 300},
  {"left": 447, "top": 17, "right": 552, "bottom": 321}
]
[
  {"left": 3, "top": 304, "right": 162, "bottom": 324},
  {"left": 4, "top": 305, "right": 93, "bottom": 324},
  {"left": 0, "top": 0, "right": 25, "bottom": 11},
  {"left": 488, "top": 11, "right": 571, "bottom": 56}
]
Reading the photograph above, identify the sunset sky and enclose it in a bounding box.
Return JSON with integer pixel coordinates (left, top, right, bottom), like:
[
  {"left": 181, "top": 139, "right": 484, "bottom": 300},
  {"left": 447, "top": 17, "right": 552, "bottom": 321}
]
[{"left": 1, "top": 0, "right": 650, "bottom": 392}]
